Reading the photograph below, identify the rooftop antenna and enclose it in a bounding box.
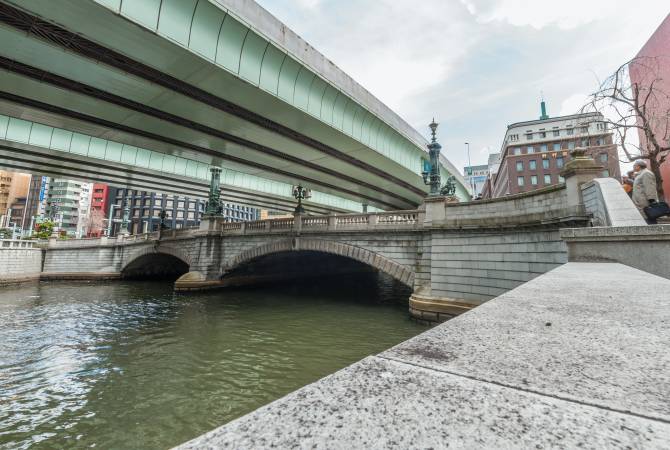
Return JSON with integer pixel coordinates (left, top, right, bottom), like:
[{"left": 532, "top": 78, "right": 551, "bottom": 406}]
[{"left": 539, "top": 91, "right": 549, "bottom": 120}]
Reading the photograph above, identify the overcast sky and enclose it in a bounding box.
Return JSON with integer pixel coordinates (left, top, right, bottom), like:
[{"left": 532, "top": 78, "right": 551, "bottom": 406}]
[{"left": 256, "top": 0, "right": 668, "bottom": 173}]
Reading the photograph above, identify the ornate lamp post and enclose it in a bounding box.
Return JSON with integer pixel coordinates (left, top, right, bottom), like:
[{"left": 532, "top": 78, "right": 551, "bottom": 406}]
[
  {"left": 119, "top": 198, "right": 130, "bottom": 235},
  {"left": 205, "top": 166, "right": 223, "bottom": 217},
  {"left": 292, "top": 184, "right": 311, "bottom": 214},
  {"left": 159, "top": 208, "right": 168, "bottom": 230},
  {"left": 421, "top": 119, "right": 442, "bottom": 196}
]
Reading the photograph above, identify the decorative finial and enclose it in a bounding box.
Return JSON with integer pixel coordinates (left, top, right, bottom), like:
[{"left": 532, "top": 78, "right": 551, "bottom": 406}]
[{"left": 429, "top": 118, "right": 439, "bottom": 144}]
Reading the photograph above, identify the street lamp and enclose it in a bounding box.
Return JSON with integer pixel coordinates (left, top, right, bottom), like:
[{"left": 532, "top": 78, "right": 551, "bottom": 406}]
[
  {"left": 465, "top": 142, "right": 476, "bottom": 196},
  {"left": 292, "top": 185, "right": 311, "bottom": 214},
  {"left": 421, "top": 119, "right": 442, "bottom": 196}
]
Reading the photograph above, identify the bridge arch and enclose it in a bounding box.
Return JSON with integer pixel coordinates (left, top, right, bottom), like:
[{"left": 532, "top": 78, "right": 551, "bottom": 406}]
[
  {"left": 122, "top": 244, "right": 192, "bottom": 280},
  {"left": 224, "top": 238, "right": 414, "bottom": 287}
]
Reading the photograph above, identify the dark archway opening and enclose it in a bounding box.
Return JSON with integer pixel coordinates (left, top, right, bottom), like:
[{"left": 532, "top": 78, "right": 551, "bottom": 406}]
[
  {"left": 122, "top": 253, "right": 189, "bottom": 281},
  {"left": 222, "top": 251, "right": 411, "bottom": 306}
]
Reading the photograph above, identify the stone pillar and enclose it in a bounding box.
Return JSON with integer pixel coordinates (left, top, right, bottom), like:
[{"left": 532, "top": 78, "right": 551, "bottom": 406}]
[
  {"left": 560, "top": 148, "right": 603, "bottom": 210},
  {"left": 423, "top": 196, "right": 446, "bottom": 227}
]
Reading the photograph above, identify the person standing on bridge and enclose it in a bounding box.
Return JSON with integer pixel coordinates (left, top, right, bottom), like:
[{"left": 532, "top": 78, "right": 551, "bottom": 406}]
[{"left": 632, "top": 160, "right": 659, "bottom": 224}]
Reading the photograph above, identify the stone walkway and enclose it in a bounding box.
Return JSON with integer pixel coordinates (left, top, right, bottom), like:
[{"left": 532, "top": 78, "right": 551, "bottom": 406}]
[{"left": 177, "top": 263, "right": 670, "bottom": 449}]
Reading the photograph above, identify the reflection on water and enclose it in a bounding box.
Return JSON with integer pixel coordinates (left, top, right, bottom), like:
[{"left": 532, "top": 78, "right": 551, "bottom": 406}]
[{"left": 0, "top": 274, "right": 422, "bottom": 449}]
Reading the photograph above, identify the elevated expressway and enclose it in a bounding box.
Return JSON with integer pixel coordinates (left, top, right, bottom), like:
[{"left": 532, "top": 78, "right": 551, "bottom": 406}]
[{"left": 0, "top": 0, "right": 469, "bottom": 214}]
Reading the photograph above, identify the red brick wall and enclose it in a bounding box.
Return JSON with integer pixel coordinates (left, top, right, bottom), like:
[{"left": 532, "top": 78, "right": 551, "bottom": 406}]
[{"left": 631, "top": 13, "right": 670, "bottom": 201}]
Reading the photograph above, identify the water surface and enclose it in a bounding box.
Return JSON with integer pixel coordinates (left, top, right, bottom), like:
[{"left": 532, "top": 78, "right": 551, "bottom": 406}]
[{"left": 0, "top": 275, "right": 422, "bottom": 449}]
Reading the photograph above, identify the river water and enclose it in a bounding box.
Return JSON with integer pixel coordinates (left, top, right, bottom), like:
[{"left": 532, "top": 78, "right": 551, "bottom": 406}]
[{"left": 0, "top": 274, "right": 423, "bottom": 449}]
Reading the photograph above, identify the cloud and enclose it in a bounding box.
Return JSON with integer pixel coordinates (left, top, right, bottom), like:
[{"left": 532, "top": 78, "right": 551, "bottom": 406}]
[
  {"left": 460, "top": 0, "right": 624, "bottom": 30},
  {"left": 559, "top": 93, "right": 590, "bottom": 116},
  {"left": 257, "top": 0, "right": 669, "bottom": 173}
]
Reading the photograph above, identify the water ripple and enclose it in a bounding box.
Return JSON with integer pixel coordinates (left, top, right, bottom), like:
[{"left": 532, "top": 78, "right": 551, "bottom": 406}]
[{"left": 0, "top": 275, "right": 422, "bottom": 449}]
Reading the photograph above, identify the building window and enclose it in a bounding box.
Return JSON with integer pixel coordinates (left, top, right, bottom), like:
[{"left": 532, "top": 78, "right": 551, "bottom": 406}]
[
  {"left": 539, "top": 132, "right": 546, "bottom": 138},
  {"left": 177, "top": 211, "right": 184, "bottom": 218},
  {"left": 513, "top": 147, "right": 522, "bottom": 155},
  {"left": 531, "top": 175, "right": 538, "bottom": 185},
  {"left": 540, "top": 144, "right": 548, "bottom": 152},
  {"left": 542, "top": 159, "right": 550, "bottom": 169},
  {"left": 517, "top": 176, "right": 525, "bottom": 186},
  {"left": 553, "top": 129, "right": 560, "bottom": 137},
  {"left": 529, "top": 160, "right": 537, "bottom": 170},
  {"left": 188, "top": 211, "right": 195, "bottom": 219},
  {"left": 599, "top": 153, "right": 608, "bottom": 163},
  {"left": 580, "top": 126, "right": 588, "bottom": 134},
  {"left": 566, "top": 127, "right": 574, "bottom": 135},
  {"left": 516, "top": 161, "right": 524, "bottom": 171},
  {"left": 526, "top": 133, "right": 533, "bottom": 140},
  {"left": 581, "top": 139, "right": 589, "bottom": 147},
  {"left": 544, "top": 174, "right": 551, "bottom": 184},
  {"left": 568, "top": 141, "right": 575, "bottom": 150},
  {"left": 527, "top": 146, "right": 534, "bottom": 154},
  {"left": 509, "top": 134, "right": 519, "bottom": 142},
  {"left": 178, "top": 201, "right": 185, "bottom": 208},
  {"left": 166, "top": 200, "right": 174, "bottom": 208},
  {"left": 553, "top": 143, "right": 561, "bottom": 151},
  {"left": 596, "top": 122, "right": 606, "bottom": 131},
  {"left": 556, "top": 157, "right": 564, "bottom": 168},
  {"left": 602, "top": 170, "right": 610, "bottom": 177},
  {"left": 595, "top": 138, "right": 604, "bottom": 146},
  {"left": 559, "top": 175, "right": 565, "bottom": 183}
]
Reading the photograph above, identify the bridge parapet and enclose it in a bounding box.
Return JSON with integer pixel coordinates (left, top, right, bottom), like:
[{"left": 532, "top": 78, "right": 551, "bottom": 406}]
[{"left": 201, "top": 210, "right": 422, "bottom": 235}]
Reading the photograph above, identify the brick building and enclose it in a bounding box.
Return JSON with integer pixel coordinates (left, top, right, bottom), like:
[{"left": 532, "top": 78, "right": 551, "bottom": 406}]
[
  {"left": 483, "top": 104, "right": 620, "bottom": 198},
  {"left": 630, "top": 13, "right": 670, "bottom": 201}
]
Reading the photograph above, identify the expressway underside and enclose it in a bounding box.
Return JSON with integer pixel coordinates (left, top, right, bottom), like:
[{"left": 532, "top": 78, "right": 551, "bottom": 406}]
[{"left": 0, "top": 0, "right": 457, "bottom": 213}]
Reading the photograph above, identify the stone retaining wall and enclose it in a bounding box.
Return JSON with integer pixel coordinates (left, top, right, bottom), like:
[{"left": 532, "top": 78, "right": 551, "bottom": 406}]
[{"left": 0, "top": 240, "right": 42, "bottom": 285}]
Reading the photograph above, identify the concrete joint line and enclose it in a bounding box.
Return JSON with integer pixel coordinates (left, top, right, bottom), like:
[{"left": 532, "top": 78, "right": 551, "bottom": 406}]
[{"left": 376, "top": 355, "right": 670, "bottom": 425}]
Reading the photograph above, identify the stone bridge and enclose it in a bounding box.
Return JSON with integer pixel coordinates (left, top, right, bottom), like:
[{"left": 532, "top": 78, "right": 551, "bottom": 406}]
[{"left": 33, "top": 163, "right": 657, "bottom": 322}]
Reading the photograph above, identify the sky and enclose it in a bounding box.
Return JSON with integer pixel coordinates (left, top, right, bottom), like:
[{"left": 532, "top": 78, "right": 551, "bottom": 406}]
[{"left": 255, "top": 0, "right": 669, "bottom": 173}]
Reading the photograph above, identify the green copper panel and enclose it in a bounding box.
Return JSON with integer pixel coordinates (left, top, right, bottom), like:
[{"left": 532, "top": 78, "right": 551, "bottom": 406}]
[
  {"left": 149, "top": 152, "right": 163, "bottom": 171},
  {"left": 0, "top": 115, "right": 8, "bottom": 139},
  {"left": 162, "top": 154, "right": 177, "bottom": 172},
  {"left": 258, "top": 44, "right": 285, "bottom": 94},
  {"left": 307, "top": 77, "right": 328, "bottom": 117},
  {"left": 332, "top": 94, "right": 349, "bottom": 130},
  {"left": 121, "top": 144, "right": 138, "bottom": 165},
  {"left": 352, "top": 107, "right": 367, "bottom": 141},
  {"left": 105, "top": 142, "right": 122, "bottom": 162},
  {"left": 189, "top": 0, "right": 225, "bottom": 61},
  {"left": 120, "top": 0, "right": 161, "bottom": 30},
  {"left": 174, "top": 157, "right": 188, "bottom": 176},
  {"left": 136, "top": 148, "right": 151, "bottom": 168},
  {"left": 369, "top": 118, "right": 384, "bottom": 149},
  {"left": 196, "top": 162, "right": 208, "bottom": 179},
  {"left": 157, "top": 0, "right": 197, "bottom": 46},
  {"left": 89, "top": 138, "right": 108, "bottom": 158},
  {"left": 185, "top": 159, "right": 198, "bottom": 177},
  {"left": 6, "top": 118, "right": 31, "bottom": 143},
  {"left": 341, "top": 101, "right": 356, "bottom": 135},
  {"left": 93, "top": 0, "right": 121, "bottom": 12},
  {"left": 216, "top": 15, "right": 248, "bottom": 73},
  {"left": 50, "top": 129, "right": 72, "bottom": 152},
  {"left": 277, "top": 57, "right": 301, "bottom": 103},
  {"left": 239, "top": 32, "right": 268, "bottom": 85},
  {"left": 70, "top": 133, "right": 91, "bottom": 155},
  {"left": 28, "top": 124, "right": 52, "bottom": 148},
  {"left": 360, "top": 112, "right": 374, "bottom": 144},
  {"left": 320, "top": 87, "right": 339, "bottom": 124},
  {"left": 293, "top": 67, "right": 315, "bottom": 110}
]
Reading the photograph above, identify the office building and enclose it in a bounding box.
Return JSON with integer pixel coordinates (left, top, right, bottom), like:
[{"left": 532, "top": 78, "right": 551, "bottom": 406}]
[
  {"left": 483, "top": 102, "right": 621, "bottom": 198},
  {"left": 463, "top": 164, "right": 489, "bottom": 198},
  {"left": 107, "top": 188, "right": 260, "bottom": 236}
]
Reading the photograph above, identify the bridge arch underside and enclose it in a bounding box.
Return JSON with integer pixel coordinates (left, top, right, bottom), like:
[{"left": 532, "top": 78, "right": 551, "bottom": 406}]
[
  {"left": 121, "top": 252, "right": 189, "bottom": 281},
  {"left": 222, "top": 240, "right": 414, "bottom": 289}
]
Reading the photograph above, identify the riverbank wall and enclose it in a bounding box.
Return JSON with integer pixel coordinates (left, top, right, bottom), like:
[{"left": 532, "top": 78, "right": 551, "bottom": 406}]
[{"left": 0, "top": 240, "right": 42, "bottom": 285}]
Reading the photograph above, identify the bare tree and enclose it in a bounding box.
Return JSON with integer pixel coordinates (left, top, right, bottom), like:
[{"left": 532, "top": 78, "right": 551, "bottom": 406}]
[
  {"left": 86, "top": 208, "right": 106, "bottom": 237},
  {"left": 581, "top": 56, "right": 670, "bottom": 199}
]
